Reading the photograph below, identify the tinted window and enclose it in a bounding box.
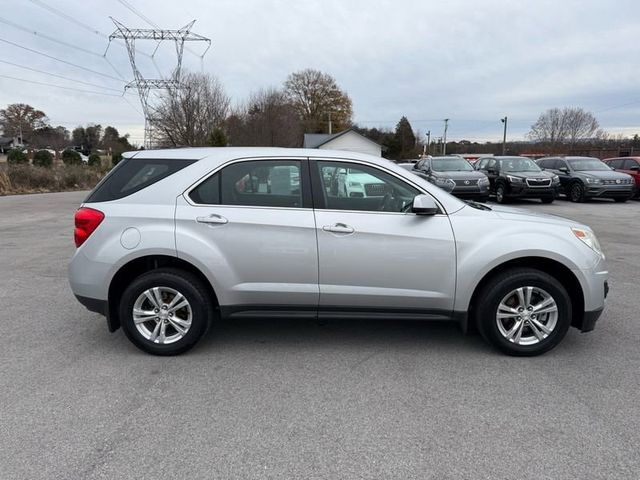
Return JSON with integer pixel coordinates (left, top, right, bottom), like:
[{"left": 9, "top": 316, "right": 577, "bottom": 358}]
[
  {"left": 317, "top": 161, "right": 419, "bottom": 212},
  {"left": 538, "top": 159, "right": 552, "bottom": 169},
  {"left": 86, "top": 158, "right": 196, "bottom": 203},
  {"left": 623, "top": 159, "right": 639, "bottom": 169},
  {"left": 431, "top": 157, "right": 473, "bottom": 171},
  {"left": 219, "top": 160, "right": 303, "bottom": 208},
  {"left": 567, "top": 158, "right": 610, "bottom": 171},
  {"left": 189, "top": 173, "right": 220, "bottom": 204},
  {"left": 499, "top": 157, "right": 541, "bottom": 172}
]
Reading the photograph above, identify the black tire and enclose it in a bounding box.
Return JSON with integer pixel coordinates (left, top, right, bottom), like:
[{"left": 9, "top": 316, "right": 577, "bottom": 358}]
[
  {"left": 495, "top": 183, "right": 508, "bottom": 204},
  {"left": 119, "top": 268, "right": 214, "bottom": 355},
  {"left": 568, "top": 182, "right": 585, "bottom": 202},
  {"left": 474, "top": 268, "right": 571, "bottom": 356},
  {"left": 613, "top": 197, "right": 628, "bottom": 203},
  {"left": 540, "top": 197, "right": 554, "bottom": 204}
]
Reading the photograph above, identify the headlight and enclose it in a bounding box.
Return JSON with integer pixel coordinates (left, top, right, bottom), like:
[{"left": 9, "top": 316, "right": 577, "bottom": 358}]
[
  {"left": 507, "top": 175, "right": 523, "bottom": 183},
  {"left": 434, "top": 177, "right": 453, "bottom": 187},
  {"left": 552, "top": 175, "right": 560, "bottom": 184},
  {"left": 349, "top": 181, "right": 362, "bottom": 187},
  {"left": 571, "top": 227, "right": 604, "bottom": 257},
  {"left": 478, "top": 176, "right": 489, "bottom": 185},
  {"left": 585, "top": 177, "right": 601, "bottom": 184}
]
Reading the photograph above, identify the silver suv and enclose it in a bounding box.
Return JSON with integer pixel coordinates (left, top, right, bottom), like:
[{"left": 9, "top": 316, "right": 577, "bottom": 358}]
[{"left": 69, "top": 148, "right": 609, "bottom": 356}]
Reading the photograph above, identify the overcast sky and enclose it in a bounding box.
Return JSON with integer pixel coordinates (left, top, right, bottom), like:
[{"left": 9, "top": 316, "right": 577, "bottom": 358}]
[{"left": 1, "top": 0, "right": 639, "bottom": 145}]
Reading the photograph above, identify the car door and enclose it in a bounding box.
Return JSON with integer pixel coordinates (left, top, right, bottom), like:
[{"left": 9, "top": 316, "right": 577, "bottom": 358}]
[
  {"left": 310, "top": 159, "right": 456, "bottom": 317},
  {"left": 478, "top": 158, "right": 498, "bottom": 191},
  {"left": 553, "top": 159, "right": 571, "bottom": 189},
  {"left": 175, "top": 157, "right": 319, "bottom": 311}
]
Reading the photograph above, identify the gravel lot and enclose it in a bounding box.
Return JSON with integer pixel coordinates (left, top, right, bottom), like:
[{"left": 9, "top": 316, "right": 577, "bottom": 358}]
[{"left": 1, "top": 191, "right": 638, "bottom": 479}]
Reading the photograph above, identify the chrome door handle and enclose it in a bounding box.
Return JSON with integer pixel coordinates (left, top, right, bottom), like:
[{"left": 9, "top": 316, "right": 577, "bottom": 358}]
[
  {"left": 196, "top": 214, "right": 228, "bottom": 225},
  {"left": 322, "top": 223, "right": 354, "bottom": 234}
]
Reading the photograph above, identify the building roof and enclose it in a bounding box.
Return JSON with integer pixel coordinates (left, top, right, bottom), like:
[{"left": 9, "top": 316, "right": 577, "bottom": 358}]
[{"left": 303, "top": 128, "right": 381, "bottom": 149}]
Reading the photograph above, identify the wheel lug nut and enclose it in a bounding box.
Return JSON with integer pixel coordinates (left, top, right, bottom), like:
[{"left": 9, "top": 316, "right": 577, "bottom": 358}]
[{"left": 154, "top": 308, "right": 159, "bottom": 313}]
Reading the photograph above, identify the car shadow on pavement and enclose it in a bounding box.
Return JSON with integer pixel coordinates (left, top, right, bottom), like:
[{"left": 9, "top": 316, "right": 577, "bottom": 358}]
[{"left": 193, "top": 316, "right": 490, "bottom": 355}]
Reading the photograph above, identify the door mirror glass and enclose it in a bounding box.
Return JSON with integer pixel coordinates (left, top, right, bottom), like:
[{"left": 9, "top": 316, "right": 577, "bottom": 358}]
[
  {"left": 559, "top": 167, "right": 569, "bottom": 173},
  {"left": 412, "top": 194, "right": 438, "bottom": 215}
]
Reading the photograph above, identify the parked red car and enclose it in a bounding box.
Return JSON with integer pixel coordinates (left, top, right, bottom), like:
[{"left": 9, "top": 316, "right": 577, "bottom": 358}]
[{"left": 602, "top": 157, "right": 640, "bottom": 197}]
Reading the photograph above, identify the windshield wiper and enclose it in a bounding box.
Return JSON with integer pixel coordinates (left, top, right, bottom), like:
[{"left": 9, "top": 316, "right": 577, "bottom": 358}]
[{"left": 463, "top": 200, "right": 492, "bottom": 211}]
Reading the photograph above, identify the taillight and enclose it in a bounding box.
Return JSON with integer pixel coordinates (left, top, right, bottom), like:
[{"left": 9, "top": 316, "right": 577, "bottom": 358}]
[{"left": 74, "top": 207, "right": 104, "bottom": 247}]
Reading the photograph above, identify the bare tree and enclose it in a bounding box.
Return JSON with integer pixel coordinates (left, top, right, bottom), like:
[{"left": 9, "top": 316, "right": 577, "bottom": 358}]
[
  {"left": 153, "top": 72, "right": 230, "bottom": 147},
  {"left": 227, "top": 87, "right": 303, "bottom": 147},
  {"left": 528, "top": 107, "right": 600, "bottom": 146},
  {"left": 284, "top": 69, "right": 353, "bottom": 133},
  {"left": 0, "top": 103, "right": 48, "bottom": 143}
]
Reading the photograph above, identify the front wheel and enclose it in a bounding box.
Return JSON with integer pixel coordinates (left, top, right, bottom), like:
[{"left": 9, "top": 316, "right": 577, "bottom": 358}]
[
  {"left": 119, "top": 268, "right": 214, "bottom": 355},
  {"left": 495, "top": 184, "right": 508, "bottom": 203},
  {"left": 474, "top": 268, "right": 571, "bottom": 356},
  {"left": 569, "top": 182, "right": 585, "bottom": 202}
]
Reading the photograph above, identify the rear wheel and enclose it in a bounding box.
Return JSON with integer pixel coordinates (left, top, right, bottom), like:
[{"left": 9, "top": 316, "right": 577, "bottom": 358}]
[
  {"left": 475, "top": 268, "right": 571, "bottom": 356},
  {"left": 569, "top": 182, "right": 585, "bottom": 202},
  {"left": 119, "top": 268, "right": 214, "bottom": 355}
]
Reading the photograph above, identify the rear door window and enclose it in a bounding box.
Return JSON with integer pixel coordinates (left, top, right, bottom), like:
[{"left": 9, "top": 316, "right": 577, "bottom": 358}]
[
  {"left": 623, "top": 159, "right": 639, "bottom": 169},
  {"left": 85, "top": 158, "right": 196, "bottom": 202}
]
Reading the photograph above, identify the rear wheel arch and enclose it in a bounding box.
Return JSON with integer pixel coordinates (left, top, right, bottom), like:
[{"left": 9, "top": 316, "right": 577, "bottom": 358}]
[
  {"left": 107, "top": 255, "right": 219, "bottom": 332},
  {"left": 466, "top": 257, "right": 585, "bottom": 332}
]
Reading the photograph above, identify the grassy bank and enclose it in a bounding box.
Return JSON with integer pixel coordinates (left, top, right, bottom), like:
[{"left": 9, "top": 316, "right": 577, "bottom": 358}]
[{"left": 0, "top": 164, "right": 108, "bottom": 196}]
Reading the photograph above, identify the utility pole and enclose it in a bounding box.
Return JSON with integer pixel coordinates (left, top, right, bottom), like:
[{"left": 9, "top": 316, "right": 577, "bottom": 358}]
[
  {"left": 107, "top": 19, "right": 211, "bottom": 148},
  {"left": 442, "top": 119, "right": 449, "bottom": 155},
  {"left": 328, "top": 112, "right": 332, "bottom": 135},
  {"left": 501, "top": 116, "right": 508, "bottom": 155},
  {"left": 426, "top": 130, "right": 431, "bottom": 156}
]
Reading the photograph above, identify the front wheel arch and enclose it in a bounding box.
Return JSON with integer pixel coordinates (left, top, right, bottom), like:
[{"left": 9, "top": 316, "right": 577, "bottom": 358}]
[
  {"left": 466, "top": 257, "right": 584, "bottom": 333},
  {"left": 108, "top": 255, "right": 219, "bottom": 332}
]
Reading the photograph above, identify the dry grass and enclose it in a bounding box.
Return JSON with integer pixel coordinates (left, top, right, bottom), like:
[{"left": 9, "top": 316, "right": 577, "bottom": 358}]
[{"left": 0, "top": 164, "right": 108, "bottom": 196}]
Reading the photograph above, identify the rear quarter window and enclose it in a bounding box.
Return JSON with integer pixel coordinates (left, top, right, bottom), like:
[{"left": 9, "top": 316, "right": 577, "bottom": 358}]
[{"left": 85, "top": 158, "right": 196, "bottom": 203}]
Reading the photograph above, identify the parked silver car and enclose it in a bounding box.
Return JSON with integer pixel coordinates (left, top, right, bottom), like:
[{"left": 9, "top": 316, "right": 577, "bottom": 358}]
[{"left": 69, "top": 148, "right": 608, "bottom": 356}]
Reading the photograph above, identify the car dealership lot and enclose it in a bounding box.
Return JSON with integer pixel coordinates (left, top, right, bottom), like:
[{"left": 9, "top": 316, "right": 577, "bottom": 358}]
[{"left": 1, "top": 191, "right": 639, "bottom": 479}]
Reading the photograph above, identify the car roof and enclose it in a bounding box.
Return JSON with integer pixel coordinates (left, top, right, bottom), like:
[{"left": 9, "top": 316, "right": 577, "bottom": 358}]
[{"left": 124, "top": 147, "right": 390, "bottom": 165}]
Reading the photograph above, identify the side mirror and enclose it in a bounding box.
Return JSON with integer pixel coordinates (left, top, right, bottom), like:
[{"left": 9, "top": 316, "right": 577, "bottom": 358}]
[
  {"left": 411, "top": 194, "right": 438, "bottom": 215},
  {"left": 559, "top": 167, "right": 569, "bottom": 173}
]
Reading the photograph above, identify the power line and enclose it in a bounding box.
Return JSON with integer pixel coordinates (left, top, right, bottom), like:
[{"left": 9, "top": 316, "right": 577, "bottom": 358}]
[
  {"left": 27, "top": 0, "right": 153, "bottom": 59},
  {"left": 0, "top": 74, "right": 127, "bottom": 97},
  {"left": 0, "top": 59, "right": 128, "bottom": 93},
  {"left": 0, "top": 37, "right": 124, "bottom": 83}
]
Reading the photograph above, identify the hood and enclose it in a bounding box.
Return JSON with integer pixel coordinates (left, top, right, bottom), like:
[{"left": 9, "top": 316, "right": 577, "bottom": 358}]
[
  {"left": 432, "top": 170, "right": 486, "bottom": 180},
  {"left": 488, "top": 204, "right": 578, "bottom": 227},
  {"left": 577, "top": 170, "right": 631, "bottom": 180}
]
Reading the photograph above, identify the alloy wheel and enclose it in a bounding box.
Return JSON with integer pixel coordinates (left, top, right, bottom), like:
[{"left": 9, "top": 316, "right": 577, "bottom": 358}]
[
  {"left": 132, "top": 286, "right": 193, "bottom": 344},
  {"left": 495, "top": 286, "right": 558, "bottom": 346}
]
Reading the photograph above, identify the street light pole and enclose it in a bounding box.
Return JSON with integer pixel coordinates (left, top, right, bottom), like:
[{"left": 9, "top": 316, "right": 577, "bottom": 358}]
[
  {"left": 501, "top": 116, "right": 508, "bottom": 155},
  {"left": 442, "top": 119, "right": 449, "bottom": 155},
  {"left": 426, "top": 130, "right": 431, "bottom": 155}
]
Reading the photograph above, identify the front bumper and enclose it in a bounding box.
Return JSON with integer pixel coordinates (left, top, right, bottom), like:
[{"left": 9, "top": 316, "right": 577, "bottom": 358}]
[
  {"left": 585, "top": 184, "right": 634, "bottom": 199},
  {"left": 507, "top": 183, "right": 560, "bottom": 199},
  {"left": 452, "top": 184, "right": 490, "bottom": 199}
]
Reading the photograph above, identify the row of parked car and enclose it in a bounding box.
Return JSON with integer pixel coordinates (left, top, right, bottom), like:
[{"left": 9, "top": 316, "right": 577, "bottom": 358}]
[{"left": 399, "top": 155, "right": 639, "bottom": 204}]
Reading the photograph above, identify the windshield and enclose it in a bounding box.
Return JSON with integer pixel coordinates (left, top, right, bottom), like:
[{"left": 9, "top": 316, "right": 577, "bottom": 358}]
[
  {"left": 499, "top": 157, "right": 541, "bottom": 172},
  {"left": 567, "top": 158, "right": 611, "bottom": 171},
  {"left": 431, "top": 158, "right": 473, "bottom": 172}
]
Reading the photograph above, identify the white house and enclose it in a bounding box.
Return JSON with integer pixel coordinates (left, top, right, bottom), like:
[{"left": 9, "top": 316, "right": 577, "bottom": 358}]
[{"left": 303, "top": 128, "right": 382, "bottom": 157}]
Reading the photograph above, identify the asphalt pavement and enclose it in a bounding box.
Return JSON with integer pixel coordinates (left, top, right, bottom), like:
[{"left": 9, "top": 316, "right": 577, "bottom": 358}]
[{"left": 0, "top": 191, "right": 639, "bottom": 479}]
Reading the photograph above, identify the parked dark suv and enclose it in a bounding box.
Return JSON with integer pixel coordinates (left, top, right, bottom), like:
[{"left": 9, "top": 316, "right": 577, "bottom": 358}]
[
  {"left": 412, "top": 156, "right": 490, "bottom": 201},
  {"left": 475, "top": 156, "right": 560, "bottom": 203},
  {"left": 602, "top": 157, "right": 640, "bottom": 198},
  {"left": 537, "top": 156, "right": 634, "bottom": 203}
]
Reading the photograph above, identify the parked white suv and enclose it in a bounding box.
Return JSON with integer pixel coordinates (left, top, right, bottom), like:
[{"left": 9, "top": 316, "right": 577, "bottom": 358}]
[{"left": 69, "top": 148, "right": 608, "bottom": 356}]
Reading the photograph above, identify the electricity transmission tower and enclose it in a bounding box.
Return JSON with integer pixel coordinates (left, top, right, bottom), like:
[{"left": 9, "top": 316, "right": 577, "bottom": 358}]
[{"left": 107, "top": 18, "right": 211, "bottom": 148}]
